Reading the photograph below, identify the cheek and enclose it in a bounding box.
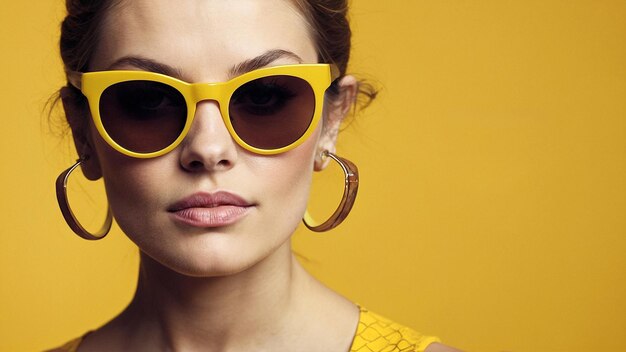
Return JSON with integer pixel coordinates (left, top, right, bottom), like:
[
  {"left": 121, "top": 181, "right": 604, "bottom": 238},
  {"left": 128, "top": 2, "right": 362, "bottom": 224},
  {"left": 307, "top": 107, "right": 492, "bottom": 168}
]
[
  {"left": 88, "top": 122, "right": 171, "bottom": 211},
  {"left": 249, "top": 130, "right": 320, "bottom": 230},
  {"left": 98, "top": 153, "right": 188, "bottom": 266},
  {"left": 102, "top": 158, "right": 166, "bottom": 223},
  {"left": 92, "top": 133, "right": 172, "bottom": 235}
]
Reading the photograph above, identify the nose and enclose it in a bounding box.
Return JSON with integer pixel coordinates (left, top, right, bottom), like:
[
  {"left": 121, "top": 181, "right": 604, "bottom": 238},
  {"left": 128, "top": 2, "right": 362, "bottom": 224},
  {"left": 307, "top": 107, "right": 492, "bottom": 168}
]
[{"left": 179, "top": 101, "right": 238, "bottom": 172}]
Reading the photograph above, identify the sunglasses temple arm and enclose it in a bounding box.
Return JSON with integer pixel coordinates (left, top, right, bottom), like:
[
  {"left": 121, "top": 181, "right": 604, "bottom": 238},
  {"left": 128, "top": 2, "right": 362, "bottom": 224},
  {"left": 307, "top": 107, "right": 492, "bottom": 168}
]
[
  {"left": 330, "top": 64, "right": 341, "bottom": 82},
  {"left": 65, "top": 70, "right": 83, "bottom": 90}
]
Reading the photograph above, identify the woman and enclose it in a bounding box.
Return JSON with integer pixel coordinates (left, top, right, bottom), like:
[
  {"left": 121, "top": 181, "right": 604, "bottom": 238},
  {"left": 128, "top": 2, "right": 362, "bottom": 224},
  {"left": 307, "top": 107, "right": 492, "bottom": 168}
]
[{"left": 51, "top": 0, "right": 461, "bottom": 351}]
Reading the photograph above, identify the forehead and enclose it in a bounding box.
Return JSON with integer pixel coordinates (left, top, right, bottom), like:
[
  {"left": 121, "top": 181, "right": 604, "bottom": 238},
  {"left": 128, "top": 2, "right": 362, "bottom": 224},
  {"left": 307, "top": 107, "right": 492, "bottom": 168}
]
[{"left": 91, "top": 0, "right": 317, "bottom": 79}]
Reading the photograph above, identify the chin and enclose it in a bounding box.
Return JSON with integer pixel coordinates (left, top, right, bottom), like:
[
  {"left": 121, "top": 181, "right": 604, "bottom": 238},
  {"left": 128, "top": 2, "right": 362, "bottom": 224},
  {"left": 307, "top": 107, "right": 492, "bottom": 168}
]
[
  {"left": 139, "top": 239, "right": 276, "bottom": 279},
  {"left": 168, "top": 254, "right": 257, "bottom": 278}
]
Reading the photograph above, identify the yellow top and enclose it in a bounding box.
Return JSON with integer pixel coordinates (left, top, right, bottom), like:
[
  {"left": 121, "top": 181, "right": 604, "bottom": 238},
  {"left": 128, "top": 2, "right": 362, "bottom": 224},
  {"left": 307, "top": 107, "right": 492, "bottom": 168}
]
[
  {"left": 52, "top": 307, "right": 440, "bottom": 352},
  {"left": 350, "top": 307, "right": 441, "bottom": 352}
]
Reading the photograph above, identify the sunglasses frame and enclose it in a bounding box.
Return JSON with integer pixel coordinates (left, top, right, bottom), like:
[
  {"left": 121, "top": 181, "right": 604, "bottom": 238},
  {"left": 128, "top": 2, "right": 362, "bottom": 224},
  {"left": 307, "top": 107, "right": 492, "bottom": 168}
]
[{"left": 67, "top": 64, "right": 340, "bottom": 158}]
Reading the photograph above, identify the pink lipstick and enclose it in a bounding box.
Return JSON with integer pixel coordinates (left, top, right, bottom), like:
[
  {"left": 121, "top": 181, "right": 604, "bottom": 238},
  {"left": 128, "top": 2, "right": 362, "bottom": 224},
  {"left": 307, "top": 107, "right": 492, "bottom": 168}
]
[{"left": 167, "top": 192, "right": 254, "bottom": 228}]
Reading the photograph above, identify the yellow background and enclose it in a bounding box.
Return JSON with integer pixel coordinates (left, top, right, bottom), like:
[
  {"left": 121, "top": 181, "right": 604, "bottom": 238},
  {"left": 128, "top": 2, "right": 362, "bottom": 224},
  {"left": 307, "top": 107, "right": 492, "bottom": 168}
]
[{"left": 1, "top": 1, "right": 625, "bottom": 351}]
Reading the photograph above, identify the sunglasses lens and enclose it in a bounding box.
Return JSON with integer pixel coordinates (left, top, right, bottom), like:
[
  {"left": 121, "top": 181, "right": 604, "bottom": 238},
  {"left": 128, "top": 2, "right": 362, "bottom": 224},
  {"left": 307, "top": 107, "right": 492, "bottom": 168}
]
[
  {"left": 100, "top": 80, "right": 187, "bottom": 153},
  {"left": 229, "top": 75, "right": 315, "bottom": 149}
]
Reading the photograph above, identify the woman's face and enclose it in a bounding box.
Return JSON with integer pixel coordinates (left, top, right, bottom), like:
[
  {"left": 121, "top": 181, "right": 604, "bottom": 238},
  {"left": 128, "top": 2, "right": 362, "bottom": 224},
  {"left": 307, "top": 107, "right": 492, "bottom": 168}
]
[{"left": 85, "top": 0, "right": 327, "bottom": 276}]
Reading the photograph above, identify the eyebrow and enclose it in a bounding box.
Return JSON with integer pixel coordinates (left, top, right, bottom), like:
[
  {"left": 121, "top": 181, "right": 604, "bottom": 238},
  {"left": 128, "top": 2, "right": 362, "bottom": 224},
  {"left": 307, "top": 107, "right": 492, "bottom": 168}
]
[
  {"left": 106, "top": 56, "right": 184, "bottom": 78},
  {"left": 228, "top": 49, "right": 303, "bottom": 77},
  {"left": 105, "top": 49, "right": 304, "bottom": 80}
]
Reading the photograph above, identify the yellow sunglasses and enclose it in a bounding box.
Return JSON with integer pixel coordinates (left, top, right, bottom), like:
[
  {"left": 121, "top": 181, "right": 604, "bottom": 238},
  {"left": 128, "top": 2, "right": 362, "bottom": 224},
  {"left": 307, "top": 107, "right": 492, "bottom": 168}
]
[{"left": 67, "top": 64, "right": 340, "bottom": 158}]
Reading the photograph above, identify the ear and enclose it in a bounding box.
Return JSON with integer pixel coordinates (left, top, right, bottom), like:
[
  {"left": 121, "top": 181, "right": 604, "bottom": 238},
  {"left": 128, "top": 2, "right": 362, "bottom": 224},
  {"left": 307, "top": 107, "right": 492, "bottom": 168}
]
[
  {"left": 60, "top": 87, "right": 103, "bottom": 180},
  {"left": 314, "top": 75, "right": 358, "bottom": 171}
]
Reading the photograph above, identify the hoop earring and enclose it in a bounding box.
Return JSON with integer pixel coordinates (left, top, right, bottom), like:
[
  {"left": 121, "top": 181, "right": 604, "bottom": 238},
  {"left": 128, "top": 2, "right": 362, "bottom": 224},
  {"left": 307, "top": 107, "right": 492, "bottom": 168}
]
[
  {"left": 303, "top": 151, "right": 359, "bottom": 232},
  {"left": 55, "top": 158, "right": 113, "bottom": 240}
]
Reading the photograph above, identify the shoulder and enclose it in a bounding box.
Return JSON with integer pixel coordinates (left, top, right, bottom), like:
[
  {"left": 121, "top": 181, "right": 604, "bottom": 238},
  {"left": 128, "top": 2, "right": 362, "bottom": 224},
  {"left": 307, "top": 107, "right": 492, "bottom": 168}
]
[
  {"left": 44, "top": 336, "right": 84, "bottom": 352},
  {"left": 350, "top": 307, "right": 443, "bottom": 352},
  {"left": 424, "top": 342, "right": 466, "bottom": 352}
]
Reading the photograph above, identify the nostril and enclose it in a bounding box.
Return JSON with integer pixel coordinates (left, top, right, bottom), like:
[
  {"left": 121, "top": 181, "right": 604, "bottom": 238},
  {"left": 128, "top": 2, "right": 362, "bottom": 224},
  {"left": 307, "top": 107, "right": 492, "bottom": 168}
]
[
  {"left": 187, "top": 160, "right": 204, "bottom": 170},
  {"left": 216, "top": 159, "right": 231, "bottom": 168}
]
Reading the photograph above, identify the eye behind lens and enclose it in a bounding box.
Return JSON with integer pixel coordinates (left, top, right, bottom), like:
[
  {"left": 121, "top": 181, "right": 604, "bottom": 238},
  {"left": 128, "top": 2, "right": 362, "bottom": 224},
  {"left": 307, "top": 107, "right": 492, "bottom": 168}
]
[
  {"left": 99, "top": 80, "right": 188, "bottom": 153},
  {"left": 229, "top": 75, "right": 316, "bottom": 149},
  {"left": 231, "top": 78, "right": 297, "bottom": 116}
]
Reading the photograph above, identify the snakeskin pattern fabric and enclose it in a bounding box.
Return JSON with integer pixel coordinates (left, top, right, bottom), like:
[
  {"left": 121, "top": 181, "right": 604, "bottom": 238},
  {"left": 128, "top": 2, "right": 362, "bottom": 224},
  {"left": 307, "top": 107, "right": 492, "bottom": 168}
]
[{"left": 350, "top": 307, "right": 440, "bottom": 352}]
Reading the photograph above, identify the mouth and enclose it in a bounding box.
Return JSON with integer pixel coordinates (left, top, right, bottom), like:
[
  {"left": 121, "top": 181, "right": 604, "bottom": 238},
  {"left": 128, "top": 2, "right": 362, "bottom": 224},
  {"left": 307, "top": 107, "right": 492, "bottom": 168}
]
[{"left": 167, "top": 191, "right": 255, "bottom": 228}]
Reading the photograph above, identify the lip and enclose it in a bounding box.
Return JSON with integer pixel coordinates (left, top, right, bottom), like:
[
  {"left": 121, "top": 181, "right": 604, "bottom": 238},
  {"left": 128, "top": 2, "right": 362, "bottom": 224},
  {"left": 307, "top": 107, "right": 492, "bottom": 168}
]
[{"left": 167, "top": 191, "right": 255, "bottom": 228}]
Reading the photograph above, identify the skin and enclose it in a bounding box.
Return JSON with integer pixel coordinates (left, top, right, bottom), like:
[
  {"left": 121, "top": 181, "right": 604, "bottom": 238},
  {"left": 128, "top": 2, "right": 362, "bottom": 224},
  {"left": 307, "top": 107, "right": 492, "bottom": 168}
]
[{"left": 58, "top": 0, "right": 462, "bottom": 351}]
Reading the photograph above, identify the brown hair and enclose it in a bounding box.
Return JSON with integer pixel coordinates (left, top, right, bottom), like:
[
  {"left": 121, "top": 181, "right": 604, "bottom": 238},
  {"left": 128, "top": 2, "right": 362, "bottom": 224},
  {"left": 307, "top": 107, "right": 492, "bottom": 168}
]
[
  {"left": 57, "top": 0, "right": 376, "bottom": 114},
  {"left": 52, "top": 0, "right": 122, "bottom": 138}
]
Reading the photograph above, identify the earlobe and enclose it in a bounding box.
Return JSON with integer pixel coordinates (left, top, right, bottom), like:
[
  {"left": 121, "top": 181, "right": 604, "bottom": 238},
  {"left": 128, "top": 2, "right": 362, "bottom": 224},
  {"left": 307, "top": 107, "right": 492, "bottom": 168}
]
[
  {"left": 60, "top": 87, "right": 103, "bottom": 180},
  {"left": 314, "top": 75, "right": 358, "bottom": 171}
]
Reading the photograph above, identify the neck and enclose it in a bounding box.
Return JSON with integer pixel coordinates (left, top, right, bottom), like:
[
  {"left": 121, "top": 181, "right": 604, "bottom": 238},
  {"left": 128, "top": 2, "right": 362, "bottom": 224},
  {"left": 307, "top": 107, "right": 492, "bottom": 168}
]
[{"left": 122, "top": 241, "right": 307, "bottom": 351}]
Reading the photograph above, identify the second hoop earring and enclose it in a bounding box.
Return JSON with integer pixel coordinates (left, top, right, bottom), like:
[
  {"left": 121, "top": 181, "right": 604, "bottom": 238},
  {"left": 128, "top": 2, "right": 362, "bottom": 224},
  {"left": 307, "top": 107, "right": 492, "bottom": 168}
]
[
  {"left": 55, "top": 158, "right": 113, "bottom": 240},
  {"left": 303, "top": 151, "right": 359, "bottom": 232}
]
